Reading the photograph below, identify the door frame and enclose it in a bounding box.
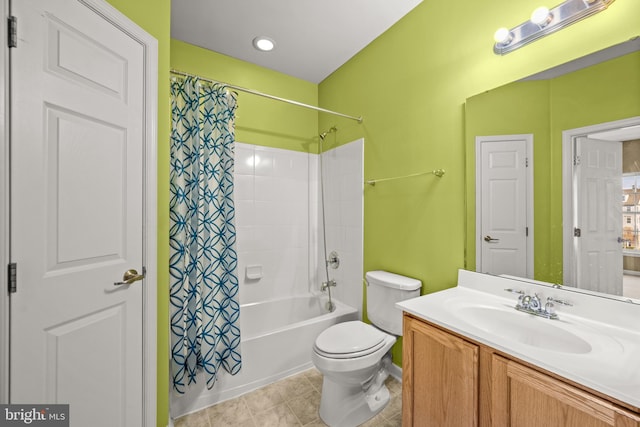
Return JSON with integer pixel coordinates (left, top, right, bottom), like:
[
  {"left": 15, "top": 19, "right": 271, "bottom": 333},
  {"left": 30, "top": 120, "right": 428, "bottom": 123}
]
[
  {"left": 475, "top": 134, "right": 534, "bottom": 278},
  {"left": 0, "top": 1, "right": 158, "bottom": 425},
  {"left": 562, "top": 116, "right": 640, "bottom": 287},
  {"left": 0, "top": 0, "right": 9, "bottom": 406}
]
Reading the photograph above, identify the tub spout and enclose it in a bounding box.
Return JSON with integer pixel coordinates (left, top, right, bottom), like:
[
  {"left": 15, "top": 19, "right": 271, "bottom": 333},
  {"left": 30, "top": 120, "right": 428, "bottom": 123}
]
[{"left": 321, "top": 279, "right": 337, "bottom": 292}]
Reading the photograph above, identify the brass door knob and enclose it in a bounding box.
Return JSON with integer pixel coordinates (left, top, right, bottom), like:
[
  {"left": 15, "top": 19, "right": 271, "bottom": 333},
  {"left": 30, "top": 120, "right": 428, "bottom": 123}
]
[{"left": 114, "top": 268, "right": 145, "bottom": 286}]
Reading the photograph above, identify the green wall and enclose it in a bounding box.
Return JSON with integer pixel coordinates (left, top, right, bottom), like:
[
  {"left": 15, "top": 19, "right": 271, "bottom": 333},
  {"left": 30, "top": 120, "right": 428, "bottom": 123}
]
[
  {"left": 466, "top": 51, "right": 640, "bottom": 283},
  {"left": 171, "top": 40, "right": 319, "bottom": 153},
  {"left": 318, "top": 0, "right": 640, "bottom": 364}
]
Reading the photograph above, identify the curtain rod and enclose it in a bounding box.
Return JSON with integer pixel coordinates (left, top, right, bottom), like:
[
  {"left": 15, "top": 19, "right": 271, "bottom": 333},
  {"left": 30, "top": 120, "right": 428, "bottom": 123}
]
[
  {"left": 170, "top": 69, "right": 363, "bottom": 123},
  {"left": 366, "top": 169, "right": 446, "bottom": 186}
]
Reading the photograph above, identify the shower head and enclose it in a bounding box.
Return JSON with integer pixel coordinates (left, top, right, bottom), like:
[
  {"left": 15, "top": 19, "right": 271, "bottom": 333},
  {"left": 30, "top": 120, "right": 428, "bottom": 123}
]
[{"left": 319, "top": 126, "right": 337, "bottom": 141}]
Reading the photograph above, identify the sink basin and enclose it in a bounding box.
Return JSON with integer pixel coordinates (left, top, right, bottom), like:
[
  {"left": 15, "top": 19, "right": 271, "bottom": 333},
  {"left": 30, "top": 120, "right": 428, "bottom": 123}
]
[{"left": 454, "top": 305, "right": 593, "bottom": 354}]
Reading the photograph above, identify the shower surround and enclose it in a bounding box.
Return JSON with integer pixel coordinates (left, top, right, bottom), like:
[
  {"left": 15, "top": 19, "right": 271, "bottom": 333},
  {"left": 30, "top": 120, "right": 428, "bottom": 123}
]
[{"left": 171, "top": 139, "right": 364, "bottom": 417}]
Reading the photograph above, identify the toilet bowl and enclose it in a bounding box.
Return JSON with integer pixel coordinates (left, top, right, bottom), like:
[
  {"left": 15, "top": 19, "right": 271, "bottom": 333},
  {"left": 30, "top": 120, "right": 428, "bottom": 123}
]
[
  {"left": 312, "top": 321, "right": 396, "bottom": 427},
  {"left": 311, "top": 271, "right": 421, "bottom": 427}
]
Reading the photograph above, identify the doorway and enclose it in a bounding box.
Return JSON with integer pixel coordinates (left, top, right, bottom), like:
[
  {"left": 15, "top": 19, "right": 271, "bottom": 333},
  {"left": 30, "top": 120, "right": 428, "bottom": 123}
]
[
  {"left": 0, "top": 0, "right": 158, "bottom": 425},
  {"left": 562, "top": 116, "right": 640, "bottom": 298}
]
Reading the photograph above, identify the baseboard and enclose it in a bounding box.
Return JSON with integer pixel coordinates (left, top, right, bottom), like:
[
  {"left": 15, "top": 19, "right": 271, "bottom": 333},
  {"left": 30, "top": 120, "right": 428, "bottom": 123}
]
[{"left": 389, "top": 363, "right": 402, "bottom": 383}]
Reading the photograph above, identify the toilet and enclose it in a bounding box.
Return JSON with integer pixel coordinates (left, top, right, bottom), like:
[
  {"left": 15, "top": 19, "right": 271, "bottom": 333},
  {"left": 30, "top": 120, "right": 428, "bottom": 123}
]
[{"left": 311, "top": 270, "right": 421, "bottom": 427}]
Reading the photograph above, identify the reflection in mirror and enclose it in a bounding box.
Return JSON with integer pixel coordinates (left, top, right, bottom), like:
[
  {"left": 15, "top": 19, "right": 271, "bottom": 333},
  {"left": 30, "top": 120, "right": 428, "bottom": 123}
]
[
  {"left": 465, "top": 38, "right": 640, "bottom": 302},
  {"left": 561, "top": 117, "right": 640, "bottom": 298},
  {"left": 491, "top": 272, "right": 640, "bottom": 305}
]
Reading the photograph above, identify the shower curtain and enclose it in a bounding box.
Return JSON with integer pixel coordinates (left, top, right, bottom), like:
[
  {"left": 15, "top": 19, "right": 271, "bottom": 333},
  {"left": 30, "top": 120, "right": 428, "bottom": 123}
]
[{"left": 169, "top": 76, "right": 241, "bottom": 393}]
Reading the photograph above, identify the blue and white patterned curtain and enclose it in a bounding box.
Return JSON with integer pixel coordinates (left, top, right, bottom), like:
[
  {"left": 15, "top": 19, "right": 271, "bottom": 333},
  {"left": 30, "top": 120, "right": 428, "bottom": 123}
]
[{"left": 169, "top": 76, "right": 241, "bottom": 393}]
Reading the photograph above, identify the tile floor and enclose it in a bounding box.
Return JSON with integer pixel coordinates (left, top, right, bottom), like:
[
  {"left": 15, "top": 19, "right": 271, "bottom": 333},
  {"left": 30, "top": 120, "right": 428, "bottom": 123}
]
[{"left": 174, "top": 368, "right": 402, "bottom": 427}]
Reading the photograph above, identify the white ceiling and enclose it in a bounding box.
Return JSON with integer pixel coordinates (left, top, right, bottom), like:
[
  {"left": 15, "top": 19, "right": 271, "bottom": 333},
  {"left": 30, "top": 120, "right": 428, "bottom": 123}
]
[{"left": 170, "top": 0, "right": 423, "bottom": 84}]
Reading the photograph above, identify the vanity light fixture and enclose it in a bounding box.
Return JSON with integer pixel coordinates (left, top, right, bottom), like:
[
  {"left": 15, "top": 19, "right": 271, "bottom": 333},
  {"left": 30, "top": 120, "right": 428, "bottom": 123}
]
[
  {"left": 530, "top": 6, "right": 553, "bottom": 27},
  {"left": 493, "top": 0, "right": 615, "bottom": 55},
  {"left": 493, "top": 27, "right": 513, "bottom": 45},
  {"left": 252, "top": 36, "right": 275, "bottom": 52}
]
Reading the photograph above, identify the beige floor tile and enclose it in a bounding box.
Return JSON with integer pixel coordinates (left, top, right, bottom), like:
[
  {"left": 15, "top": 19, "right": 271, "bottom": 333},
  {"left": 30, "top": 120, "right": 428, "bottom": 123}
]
[
  {"left": 287, "top": 389, "right": 321, "bottom": 425},
  {"left": 379, "top": 391, "right": 402, "bottom": 420},
  {"left": 252, "top": 402, "right": 301, "bottom": 427},
  {"left": 275, "top": 372, "right": 315, "bottom": 401},
  {"left": 243, "top": 382, "right": 285, "bottom": 414},
  {"left": 209, "top": 417, "right": 255, "bottom": 427},
  {"left": 206, "top": 396, "right": 253, "bottom": 427},
  {"left": 172, "top": 368, "right": 403, "bottom": 427},
  {"left": 175, "top": 409, "right": 210, "bottom": 427},
  {"left": 385, "top": 376, "right": 402, "bottom": 396},
  {"left": 302, "top": 368, "right": 323, "bottom": 392},
  {"left": 360, "top": 416, "right": 388, "bottom": 427},
  {"left": 382, "top": 413, "right": 402, "bottom": 427}
]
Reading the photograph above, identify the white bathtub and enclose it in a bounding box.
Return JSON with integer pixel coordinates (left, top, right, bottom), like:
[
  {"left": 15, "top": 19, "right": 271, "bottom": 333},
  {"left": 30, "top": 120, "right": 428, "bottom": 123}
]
[{"left": 171, "top": 294, "right": 358, "bottom": 418}]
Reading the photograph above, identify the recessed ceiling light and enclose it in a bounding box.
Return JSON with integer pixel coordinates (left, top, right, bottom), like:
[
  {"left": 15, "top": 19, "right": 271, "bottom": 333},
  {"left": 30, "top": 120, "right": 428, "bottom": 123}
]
[{"left": 252, "top": 36, "right": 275, "bottom": 52}]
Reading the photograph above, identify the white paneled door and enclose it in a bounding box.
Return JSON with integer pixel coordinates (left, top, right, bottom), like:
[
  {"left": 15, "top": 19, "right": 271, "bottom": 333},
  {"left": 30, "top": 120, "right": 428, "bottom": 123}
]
[
  {"left": 476, "top": 135, "right": 533, "bottom": 278},
  {"left": 9, "top": 1, "right": 155, "bottom": 426},
  {"left": 574, "top": 137, "right": 623, "bottom": 295}
]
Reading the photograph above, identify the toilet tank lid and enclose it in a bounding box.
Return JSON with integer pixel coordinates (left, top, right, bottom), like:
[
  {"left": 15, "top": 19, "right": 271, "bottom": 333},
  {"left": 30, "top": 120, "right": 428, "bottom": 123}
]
[{"left": 365, "top": 270, "right": 421, "bottom": 291}]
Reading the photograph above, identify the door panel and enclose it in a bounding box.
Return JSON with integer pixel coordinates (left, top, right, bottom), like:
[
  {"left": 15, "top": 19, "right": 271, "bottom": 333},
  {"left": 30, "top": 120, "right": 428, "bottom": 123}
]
[
  {"left": 575, "top": 137, "right": 623, "bottom": 295},
  {"left": 10, "top": 1, "right": 145, "bottom": 425},
  {"left": 477, "top": 136, "right": 531, "bottom": 277},
  {"left": 46, "top": 107, "right": 127, "bottom": 269}
]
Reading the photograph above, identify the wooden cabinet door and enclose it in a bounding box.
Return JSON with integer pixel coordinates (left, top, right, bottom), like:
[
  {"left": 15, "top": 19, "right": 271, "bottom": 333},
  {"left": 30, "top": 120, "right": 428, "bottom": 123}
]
[
  {"left": 402, "top": 315, "right": 479, "bottom": 427},
  {"left": 492, "top": 355, "right": 640, "bottom": 427}
]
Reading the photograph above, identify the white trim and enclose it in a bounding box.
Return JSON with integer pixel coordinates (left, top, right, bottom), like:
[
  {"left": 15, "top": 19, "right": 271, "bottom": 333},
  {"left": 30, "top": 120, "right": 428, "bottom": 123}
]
[
  {"left": 0, "top": 0, "right": 9, "bottom": 405},
  {"left": 388, "top": 362, "right": 402, "bottom": 383},
  {"left": 475, "top": 134, "right": 534, "bottom": 278},
  {"left": 562, "top": 116, "right": 640, "bottom": 288}
]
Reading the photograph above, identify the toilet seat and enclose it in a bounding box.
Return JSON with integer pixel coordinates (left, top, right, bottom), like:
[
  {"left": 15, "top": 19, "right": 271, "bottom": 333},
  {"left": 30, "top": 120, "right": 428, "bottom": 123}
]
[{"left": 314, "top": 321, "right": 387, "bottom": 359}]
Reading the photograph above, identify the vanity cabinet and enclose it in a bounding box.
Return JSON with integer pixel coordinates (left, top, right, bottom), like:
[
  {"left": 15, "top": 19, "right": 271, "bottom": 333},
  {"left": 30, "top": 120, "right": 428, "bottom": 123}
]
[
  {"left": 402, "top": 313, "right": 640, "bottom": 427},
  {"left": 402, "top": 314, "right": 479, "bottom": 426},
  {"left": 492, "top": 355, "right": 640, "bottom": 427}
]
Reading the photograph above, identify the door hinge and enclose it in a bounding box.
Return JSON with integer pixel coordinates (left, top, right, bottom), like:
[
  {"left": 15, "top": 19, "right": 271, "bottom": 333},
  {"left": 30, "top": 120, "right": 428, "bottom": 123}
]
[
  {"left": 525, "top": 157, "right": 529, "bottom": 167},
  {"left": 8, "top": 263, "right": 17, "bottom": 293},
  {"left": 526, "top": 227, "right": 529, "bottom": 237},
  {"left": 8, "top": 16, "right": 17, "bottom": 48},
  {"left": 574, "top": 155, "right": 581, "bottom": 166},
  {"left": 574, "top": 227, "right": 581, "bottom": 237}
]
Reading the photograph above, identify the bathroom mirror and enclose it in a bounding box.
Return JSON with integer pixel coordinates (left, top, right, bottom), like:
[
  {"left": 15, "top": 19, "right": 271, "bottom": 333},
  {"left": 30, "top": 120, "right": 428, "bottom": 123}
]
[{"left": 465, "top": 38, "right": 640, "bottom": 302}]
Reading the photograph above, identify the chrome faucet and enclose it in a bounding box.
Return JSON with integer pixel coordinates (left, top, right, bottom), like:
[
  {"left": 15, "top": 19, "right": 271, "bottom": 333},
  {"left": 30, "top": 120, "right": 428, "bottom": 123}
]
[
  {"left": 321, "top": 279, "right": 337, "bottom": 292},
  {"left": 505, "top": 289, "right": 572, "bottom": 320}
]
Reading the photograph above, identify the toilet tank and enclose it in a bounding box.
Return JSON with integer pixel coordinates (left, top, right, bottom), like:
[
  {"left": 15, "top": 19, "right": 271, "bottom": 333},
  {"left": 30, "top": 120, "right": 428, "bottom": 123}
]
[{"left": 366, "top": 270, "right": 421, "bottom": 336}]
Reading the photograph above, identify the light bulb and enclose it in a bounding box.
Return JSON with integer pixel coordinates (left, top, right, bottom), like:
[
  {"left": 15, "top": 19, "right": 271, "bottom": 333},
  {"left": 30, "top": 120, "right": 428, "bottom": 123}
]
[
  {"left": 252, "top": 37, "right": 275, "bottom": 52},
  {"left": 530, "top": 6, "right": 552, "bottom": 26},
  {"left": 494, "top": 27, "right": 513, "bottom": 44}
]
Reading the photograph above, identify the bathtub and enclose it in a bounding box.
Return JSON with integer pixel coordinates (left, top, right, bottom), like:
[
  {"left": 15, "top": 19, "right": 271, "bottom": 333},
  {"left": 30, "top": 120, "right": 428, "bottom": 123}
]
[{"left": 170, "top": 294, "right": 358, "bottom": 418}]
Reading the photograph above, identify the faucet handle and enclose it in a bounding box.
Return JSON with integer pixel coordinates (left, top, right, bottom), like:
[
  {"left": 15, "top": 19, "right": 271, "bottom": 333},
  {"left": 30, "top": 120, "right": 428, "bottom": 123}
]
[
  {"left": 504, "top": 288, "right": 525, "bottom": 295},
  {"left": 529, "top": 293, "right": 541, "bottom": 310},
  {"left": 543, "top": 301, "right": 557, "bottom": 319}
]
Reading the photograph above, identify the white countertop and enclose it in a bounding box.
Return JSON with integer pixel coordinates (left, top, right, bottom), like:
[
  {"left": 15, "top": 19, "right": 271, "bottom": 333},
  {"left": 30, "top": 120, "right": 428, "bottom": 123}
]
[{"left": 397, "top": 270, "right": 640, "bottom": 410}]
